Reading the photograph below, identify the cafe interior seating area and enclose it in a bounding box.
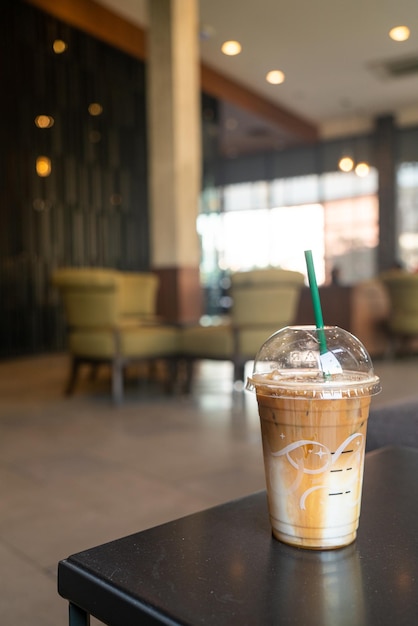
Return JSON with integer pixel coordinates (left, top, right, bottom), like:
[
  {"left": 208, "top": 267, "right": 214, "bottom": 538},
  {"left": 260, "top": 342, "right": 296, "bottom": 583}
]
[
  {"left": 52, "top": 266, "right": 306, "bottom": 402},
  {"left": 53, "top": 265, "right": 416, "bottom": 405}
]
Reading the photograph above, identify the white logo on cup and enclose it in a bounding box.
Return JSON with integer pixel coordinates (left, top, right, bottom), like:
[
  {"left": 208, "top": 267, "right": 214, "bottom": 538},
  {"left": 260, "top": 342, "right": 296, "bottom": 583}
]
[{"left": 271, "top": 433, "right": 363, "bottom": 509}]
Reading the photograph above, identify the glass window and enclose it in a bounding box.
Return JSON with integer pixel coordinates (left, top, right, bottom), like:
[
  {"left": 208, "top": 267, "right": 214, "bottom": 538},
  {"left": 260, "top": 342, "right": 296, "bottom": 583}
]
[
  {"left": 197, "top": 213, "right": 223, "bottom": 285},
  {"left": 283, "top": 175, "right": 320, "bottom": 206},
  {"left": 269, "top": 205, "right": 325, "bottom": 281},
  {"left": 397, "top": 162, "right": 418, "bottom": 270},
  {"left": 220, "top": 210, "right": 271, "bottom": 270},
  {"left": 198, "top": 168, "right": 379, "bottom": 313},
  {"left": 200, "top": 186, "right": 221, "bottom": 213},
  {"left": 321, "top": 170, "right": 377, "bottom": 201},
  {"left": 324, "top": 196, "right": 378, "bottom": 283},
  {"left": 198, "top": 204, "right": 324, "bottom": 281},
  {"left": 223, "top": 181, "right": 268, "bottom": 211}
]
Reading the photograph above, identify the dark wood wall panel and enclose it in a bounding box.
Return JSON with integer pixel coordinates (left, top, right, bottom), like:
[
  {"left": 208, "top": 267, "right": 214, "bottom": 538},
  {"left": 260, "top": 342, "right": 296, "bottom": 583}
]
[{"left": 1, "top": 0, "right": 149, "bottom": 357}]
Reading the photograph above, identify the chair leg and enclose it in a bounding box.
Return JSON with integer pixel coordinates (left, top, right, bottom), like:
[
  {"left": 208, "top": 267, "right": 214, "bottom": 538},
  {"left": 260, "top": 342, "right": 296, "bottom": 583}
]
[
  {"left": 181, "top": 358, "right": 195, "bottom": 394},
  {"left": 89, "top": 362, "right": 100, "bottom": 381},
  {"left": 233, "top": 361, "right": 245, "bottom": 383},
  {"left": 65, "top": 357, "right": 81, "bottom": 395},
  {"left": 163, "top": 358, "right": 179, "bottom": 394},
  {"left": 111, "top": 359, "right": 124, "bottom": 405}
]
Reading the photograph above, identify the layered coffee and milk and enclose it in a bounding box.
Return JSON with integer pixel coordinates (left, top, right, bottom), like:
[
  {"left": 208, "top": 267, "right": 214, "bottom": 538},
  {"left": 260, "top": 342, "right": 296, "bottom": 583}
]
[
  {"left": 252, "top": 371, "right": 373, "bottom": 549},
  {"left": 247, "top": 326, "right": 381, "bottom": 550}
]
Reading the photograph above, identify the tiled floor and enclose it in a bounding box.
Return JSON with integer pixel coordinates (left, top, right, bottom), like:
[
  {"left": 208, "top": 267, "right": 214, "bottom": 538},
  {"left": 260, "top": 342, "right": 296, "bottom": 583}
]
[{"left": 0, "top": 352, "right": 417, "bottom": 625}]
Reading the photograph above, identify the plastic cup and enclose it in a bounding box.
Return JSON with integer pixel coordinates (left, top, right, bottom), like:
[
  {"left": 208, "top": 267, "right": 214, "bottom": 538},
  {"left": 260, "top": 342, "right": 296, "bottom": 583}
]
[{"left": 246, "top": 325, "right": 381, "bottom": 550}]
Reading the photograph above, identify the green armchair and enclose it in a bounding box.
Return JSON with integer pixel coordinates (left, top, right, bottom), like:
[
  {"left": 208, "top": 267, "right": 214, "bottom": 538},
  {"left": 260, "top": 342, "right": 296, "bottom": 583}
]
[
  {"left": 52, "top": 267, "right": 179, "bottom": 404},
  {"left": 180, "top": 268, "right": 305, "bottom": 386},
  {"left": 380, "top": 269, "right": 418, "bottom": 354}
]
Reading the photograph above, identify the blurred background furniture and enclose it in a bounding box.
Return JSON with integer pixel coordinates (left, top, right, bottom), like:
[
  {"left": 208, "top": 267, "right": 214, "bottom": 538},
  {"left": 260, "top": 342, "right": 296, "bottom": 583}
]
[
  {"left": 380, "top": 270, "right": 418, "bottom": 355},
  {"left": 52, "top": 267, "right": 179, "bottom": 404},
  {"left": 350, "top": 278, "right": 391, "bottom": 358},
  {"left": 118, "top": 271, "right": 160, "bottom": 325},
  {"left": 180, "top": 268, "right": 305, "bottom": 387},
  {"left": 294, "top": 279, "right": 391, "bottom": 358}
]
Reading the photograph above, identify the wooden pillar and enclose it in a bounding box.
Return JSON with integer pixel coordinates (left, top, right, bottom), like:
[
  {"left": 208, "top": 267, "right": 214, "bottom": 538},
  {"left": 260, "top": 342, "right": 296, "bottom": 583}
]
[
  {"left": 374, "top": 115, "right": 397, "bottom": 272},
  {"left": 146, "top": 0, "right": 203, "bottom": 323}
]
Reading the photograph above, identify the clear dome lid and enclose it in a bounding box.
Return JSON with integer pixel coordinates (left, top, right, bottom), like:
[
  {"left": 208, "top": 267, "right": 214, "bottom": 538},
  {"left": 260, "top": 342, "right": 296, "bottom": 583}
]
[{"left": 246, "top": 326, "right": 381, "bottom": 399}]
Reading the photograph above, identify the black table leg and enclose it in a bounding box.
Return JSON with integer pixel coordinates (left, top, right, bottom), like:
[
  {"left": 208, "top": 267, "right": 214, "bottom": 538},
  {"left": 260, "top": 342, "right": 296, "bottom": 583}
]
[{"left": 69, "top": 602, "right": 90, "bottom": 626}]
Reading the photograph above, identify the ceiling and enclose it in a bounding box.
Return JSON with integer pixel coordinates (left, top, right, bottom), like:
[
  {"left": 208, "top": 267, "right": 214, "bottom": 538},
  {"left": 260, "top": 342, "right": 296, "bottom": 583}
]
[{"left": 95, "top": 0, "right": 418, "bottom": 155}]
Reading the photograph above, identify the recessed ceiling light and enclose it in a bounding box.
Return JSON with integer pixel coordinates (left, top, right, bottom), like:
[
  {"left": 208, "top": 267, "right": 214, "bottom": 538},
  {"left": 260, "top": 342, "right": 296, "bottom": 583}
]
[
  {"left": 338, "top": 156, "right": 354, "bottom": 173},
  {"left": 389, "top": 26, "right": 410, "bottom": 42},
  {"left": 355, "top": 162, "right": 370, "bottom": 177},
  {"left": 221, "top": 40, "right": 242, "bottom": 56},
  {"left": 266, "top": 70, "right": 285, "bottom": 85}
]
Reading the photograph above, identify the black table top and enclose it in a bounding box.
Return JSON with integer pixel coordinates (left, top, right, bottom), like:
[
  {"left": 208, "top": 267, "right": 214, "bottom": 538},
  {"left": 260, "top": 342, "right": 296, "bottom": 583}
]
[{"left": 58, "top": 446, "right": 418, "bottom": 626}]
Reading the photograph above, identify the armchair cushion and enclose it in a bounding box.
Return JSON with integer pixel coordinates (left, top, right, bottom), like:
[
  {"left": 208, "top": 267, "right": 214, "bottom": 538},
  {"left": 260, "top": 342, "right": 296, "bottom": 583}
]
[
  {"left": 230, "top": 269, "right": 305, "bottom": 326},
  {"left": 121, "top": 325, "right": 179, "bottom": 358},
  {"left": 69, "top": 325, "right": 179, "bottom": 359},
  {"left": 118, "top": 272, "right": 159, "bottom": 322},
  {"left": 181, "top": 325, "right": 234, "bottom": 359}
]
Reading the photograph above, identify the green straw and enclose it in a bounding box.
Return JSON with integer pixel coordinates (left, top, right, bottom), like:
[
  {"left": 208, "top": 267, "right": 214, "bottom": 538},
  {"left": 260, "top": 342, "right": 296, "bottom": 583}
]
[{"left": 304, "top": 250, "right": 328, "bottom": 355}]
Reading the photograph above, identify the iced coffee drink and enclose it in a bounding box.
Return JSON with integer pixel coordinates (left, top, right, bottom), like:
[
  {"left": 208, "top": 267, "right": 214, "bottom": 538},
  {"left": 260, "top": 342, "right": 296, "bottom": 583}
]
[{"left": 247, "top": 326, "right": 381, "bottom": 550}]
